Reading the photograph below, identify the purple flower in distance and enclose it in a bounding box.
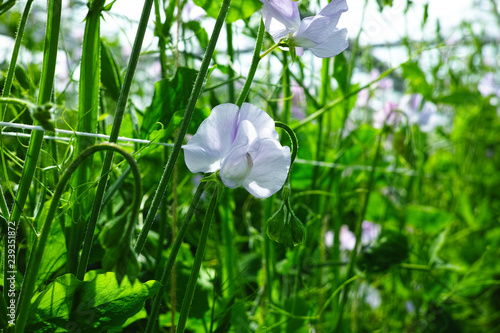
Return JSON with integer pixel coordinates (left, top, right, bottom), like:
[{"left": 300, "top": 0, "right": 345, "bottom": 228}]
[
  {"left": 260, "top": 0, "right": 349, "bottom": 58},
  {"left": 182, "top": 103, "right": 291, "bottom": 198}
]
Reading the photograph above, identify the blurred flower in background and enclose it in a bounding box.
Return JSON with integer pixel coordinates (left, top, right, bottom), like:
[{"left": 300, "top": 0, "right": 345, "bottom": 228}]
[{"left": 325, "top": 221, "right": 381, "bottom": 250}]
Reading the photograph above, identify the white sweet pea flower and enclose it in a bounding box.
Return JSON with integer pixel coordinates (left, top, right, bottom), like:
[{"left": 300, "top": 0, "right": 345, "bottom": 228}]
[
  {"left": 183, "top": 103, "right": 291, "bottom": 199},
  {"left": 261, "top": 0, "right": 348, "bottom": 58}
]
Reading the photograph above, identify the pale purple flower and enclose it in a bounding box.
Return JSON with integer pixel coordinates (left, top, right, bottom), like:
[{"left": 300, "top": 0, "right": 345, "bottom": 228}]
[
  {"left": 339, "top": 225, "right": 355, "bottom": 250},
  {"left": 373, "top": 101, "right": 399, "bottom": 129},
  {"left": 371, "top": 69, "right": 393, "bottom": 91},
  {"left": 183, "top": 103, "right": 291, "bottom": 198},
  {"left": 478, "top": 73, "right": 496, "bottom": 97},
  {"left": 260, "top": 0, "right": 349, "bottom": 58},
  {"left": 325, "top": 230, "right": 334, "bottom": 247},
  {"left": 328, "top": 222, "right": 380, "bottom": 250},
  {"left": 361, "top": 221, "right": 381, "bottom": 247}
]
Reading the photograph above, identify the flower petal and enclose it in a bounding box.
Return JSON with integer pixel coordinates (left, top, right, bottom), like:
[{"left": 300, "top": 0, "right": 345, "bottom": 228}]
[
  {"left": 317, "top": 0, "right": 348, "bottom": 21},
  {"left": 261, "top": 0, "right": 301, "bottom": 42},
  {"left": 309, "top": 28, "right": 348, "bottom": 58},
  {"left": 183, "top": 103, "right": 239, "bottom": 173},
  {"left": 239, "top": 103, "right": 279, "bottom": 140},
  {"left": 220, "top": 120, "right": 258, "bottom": 188},
  {"left": 294, "top": 0, "right": 348, "bottom": 45},
  {"left": 243, "top": 138, "right": 291, "bottom": 198}
]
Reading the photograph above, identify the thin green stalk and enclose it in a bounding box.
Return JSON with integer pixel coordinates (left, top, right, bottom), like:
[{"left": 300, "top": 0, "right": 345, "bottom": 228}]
[
  {"left": 315, "top": 57, "right": 330, "bottom": 331},
  {"left": 145, "top": 181, "right": 210, "bottom": 333},
  {"left": 226, "top": 22, "right": 235, "bottom": 102},
  {"left": 79, "top": 0, "right": 154, "bottom": 275},
  {"left": 15, "top": 143, "right": 140, "bottom": 333},
  {"left": 312, "top": 58, "right": 330, "bottom": 190},
  {"left": 134, "top": 0, "right": 232, "bottom": 255},
  {"left": 334, "top": 128, "right": 385, "bottom": 332},
  {"left": 0, "top": 0, "right": 34, "bottom": 120},
  {"left": 0, "top": 185, "right": 8, "bottom": 219},
  {"left": 154, "top": 0, "right": 168, "bottom": 78},
  {"left": 220, "top": 190, "right": 237, "bottom": 297},
  {"left": 235, "top": 18, "right": 265, "bottom": 107},
  {"left": 6, "top": 0, "right": 61, "bottom": 306},
  {"left": 176, "top": 185, "right": 219, "bottom": 333},
  {"left": 9, "top": 0, "right": 61, "bottom": 224},
  {"left": 0, "top": 0, "right": 34, "bottom": 199},
  {"left": 281, "top": 52, "right": 291, "bottom": 123},
  {"left": 275, "top": 121, "right": 298, "bottom": 164},
  {"left": 263, "top": 198, "right": 275, "bottom": 304},
  {"left": 68, "top": 0, "right": 105, "bottom": 275}
]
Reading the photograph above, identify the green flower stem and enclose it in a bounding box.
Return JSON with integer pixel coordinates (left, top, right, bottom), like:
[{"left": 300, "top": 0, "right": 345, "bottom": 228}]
[
  {"left": 226, "top": 22, "right": 235, "bottom": 102},
  {"left": 9, "top": 0, "right": 61, "bottom": 224},
  {"left": 334, "top": 127, "right": 385, "bottom": 332},
  {"left": 68, "top": 0, "right": 105, "bottom": 275},
  {"left": 153, "top": 0, "right": 168, "bottom": 78},
  {"left": 15, "top": 143, "right": 140, "bottom": 333},
  {"left": 220, "top": 190, "right": 238, "bottom": 297},
  {"left": 134, "top": 0, "right": 231, "bottom": 255},
  {"left": 312, "top": 58, "right": 330, "bottom": 189},
  {"left": 235, "top": 18, "right": 265, "bottom": 107},
  {"left": 263, "top": 199, "right": 275, "bottom": 303},
  {"left": 0, "top": 0, "right": 34, "bottom": 199},
  {"left": 0, "top": 0, "right": 33, "bottom": 120},
  {"left": 260, "top": 42, "right": 280, "bottom": 60},
  {"left": 275, "top": 121, "right": 298, "bottom": 164},
  {"left": 0, "top": 185, "right": 8, "bottom": 220},
  {"left": 145, "top": 181, "right": 210, "bottom": 333},
  {"left": 282, "top": 52, "right": 291, "bottom": 123},
  {"left": 80, "top": 0, "right": 154, "bottom": 274},
  {"left": 176, "top": 185, "right": 219, "bottom": 333},
  {"left": 6, "top": 0, "right": 60, "bottom": 307}
]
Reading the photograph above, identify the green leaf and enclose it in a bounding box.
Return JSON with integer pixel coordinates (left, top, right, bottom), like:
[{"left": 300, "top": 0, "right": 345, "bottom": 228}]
[
  {"left": 192, "top": 0, "right": 261, "bottom": 23},
  {"left": 184, "top": 21, "right": 209, "bottom": 49},
  {"left": 333, "top": 52, "right": 348, "bottom": 93},
  {"left": 406, "top": 205, "right": 453, "bottom": 234},
  {"left": 358, "top": 231, "right": 408, "bottom": 273},
  {"left": 436, "top": 90, "right": 481, "bottom": 106},
  {"left": 36, "top": 209, "right": 67, "bottom": 289},
  {"left": 100, "top": 40, "right": 123, "bottom": 101},
  {"left": 141, "top": 67, "right": 198, "bottom": 139},
  {"left": 401, "top": 61, "right": 432, "bottom": 99},
  {"left": 26, "top": 271, "right": 161, "bottom": 333}
]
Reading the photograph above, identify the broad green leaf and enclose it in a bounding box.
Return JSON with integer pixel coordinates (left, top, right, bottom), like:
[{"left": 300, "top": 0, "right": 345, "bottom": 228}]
[
  {"left": 436, "top": 90, "right": 481, "bottom": 106},
  {"left": 192, "top": 0, "right": 261, "bottom": 23},
  {"left": 36, "top": 210, "right": 67, "bottom": 289},
  {"left": 406, "top": 205, "right": 453, "bottom": 234},
  {"left": 284, "top": 296, "right": 310, "bottom": 333},
  {"left": 26, "top": 271, "right": 161, "bottom": 333},
  {"left": 358, "top": 231, "right": 408, "bottom": 273},
  {"left": 141, "top": 67, "right": 198, "bottom": 139}
]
